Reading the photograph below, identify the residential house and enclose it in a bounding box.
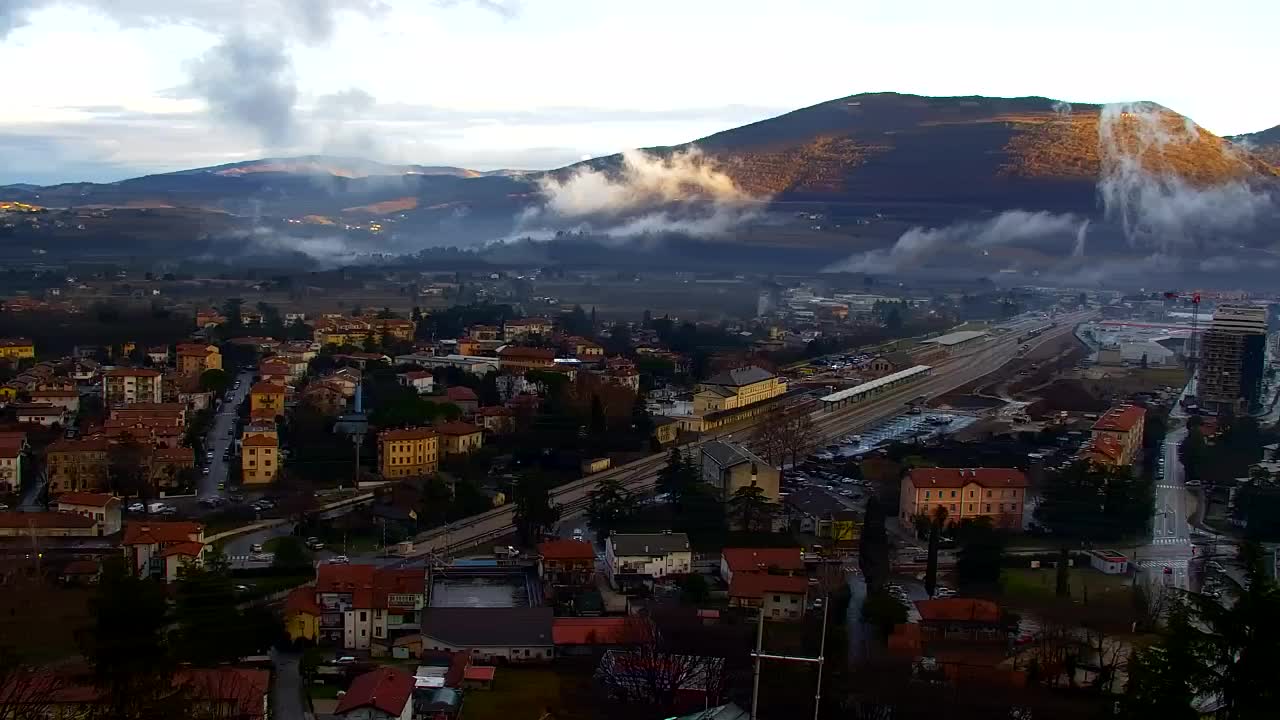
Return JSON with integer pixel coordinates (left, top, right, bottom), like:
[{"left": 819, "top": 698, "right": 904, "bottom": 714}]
[
  {"left": 567, "top": 336, "right": 604, "bottom": 361},
  {"left": 249, "top": 382, "right": 286, "bottom": 420},
  {"left": 103, "top": 367, "right": 163, "bottom": 405},
  {"left": 394, "top": 353, "right": 499, "bottom": 376},
  {"left": 700, "top": 440, "right": 780, "bottom": 502},
  {"left": 898, "top": 468, "right": 1029, "bottom": 530},
  {"left": 284, "top": 586, "right": 321, "bottom": 643},
  {"left": 727, "top": 574, "right": 809, "bottom": 620},
  {"left": 150, "top": 447, "right": 196, "bottom": 492},
  {"left": 444, "top": 386, "right": 478, "bottom": 415},
  {"left": 497, "top": 345, "right": 556, "bottom": 373},
  {"left": 55, "top": 492, "right": 122, "bottom": 535},
  {"left": 503, "top": 317, "right": 551, "bottom": 342},
  {"left": 258, "top": 359, "right": 292, "bottom": 385},
  {"left": 378, "top": 427, "right": 440, "bottom": 478},
  {"left": 605, "top": 532, "right": 692, "bottom": 587},
  {"left": 146, "top": 345, "right": 170, "bottom": 365},
  {"left": 14, "top": 402, "right": 66, "bottom": 426},
  {"left": 334, "top": 668, "right": 415, "bottom": 720},
  {"left": 397, "top": 370, "right": 436, "bottom": 395},
  {"left": 477, "top": 406, "right": 514, "bottom": 434},
  {"left": 46, "top": 438, "right": 110, "bottom": 493},
  {"left": 0, "top": 338, "right": 35, "bottom": 359},
  {"left": 70, "top": 358, "right": 100, "bottom": 382},
  {"left": 122, "top": 521, "right": 206, "bottom": 581},
  {"left": 195, "top": 308, "right": 226, "bottom": 328},
  {"left": 176, "top": 343, "right": 222, "bottom": 377},
  {"left": 719, "top": 547, "right": 804, "bottom": 585},
  {"left": 0, "top": 444, "right": 18, "bottom": 493},
  {"left": 1086, "top": 405, "right": 1147, "bottom": 467},
  {"left": 468, "top": 324, "right": 502, "bottom": 342},
  {"left": 652, "top": 416, "right": 679, "bottom": 446},
  {"left": 0, "top": 511, "right": 100, "bottom": 537},
  {"left": 436, "top": 422, "right": 483, "bottom": 456},
  {"left": 30, "top": 388, "right": 80, "bottom": 413},
  {"left": 913, "top": 598, "right": 1004, "bottom": 642},
  {"left": 241, "top": 432, "right": 279, "bottom": 485},
  {"left": 537, "top": 539, "right": 596, "bottom": 600},
  {"left": 301, "top": 380, "right": 348, "bottom": 415},
  {"left": 420, "top": 607, "right": 555, "bottom": 663},
  {"left": 315, "top": 564, "right": 426, "bottom": 650}
]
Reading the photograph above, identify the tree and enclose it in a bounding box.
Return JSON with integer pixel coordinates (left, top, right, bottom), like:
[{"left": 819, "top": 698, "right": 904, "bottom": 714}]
[
  {"left": 862, "top": 588, "right": 908, "bottom": 639},
  {"left": 859, "top": 496, "right": 891, "bottom": 590},
  {"left": 587, "top": 477, "right": 636, "bottom": 541},
  {"left": 589, "top": 394, "right": 607, "bottom": 436},
  {"left": 0, "top": 646, "right": 65, "bottom": 720},
  {"left": 198, "top": 368, "right": 230, "bottom": 394},
  {"left": 513, "top": 472, "right": 561, "bottom": 546},
  {"left": 728, "top": 484, "right": 775, "bottom": 533},
  {"left": 80, "top": 556, "right": 175, "bottom": 719},
  {"left": 630, "top": 394, "right": 653, "bottom": 440},
  {"left": 679, "top": 573, "right": 710, "bottom": 605},
  {"left": 595, "top": 617, "right": 724, "bottom": 715},
  {"left": 924, "top": 505, "right": 948, "bottom": 597},
  {"left": 172, "top": 551, "right": 245, "bottom": 666},
  {"left": 107, "top": 433, "right": 150, "bottom": 500},
  {"left": 1122, "top": 605, "right": 1204, "bottom": 720},
  {"left": 271, "top": 536, "right": 312, "bottom": 570},
  {"left": 657, "top": 448, "right": 698, "bottom": 506},
  {"left": 954, "top": 516, "right": 1005, "bottom": 588}
]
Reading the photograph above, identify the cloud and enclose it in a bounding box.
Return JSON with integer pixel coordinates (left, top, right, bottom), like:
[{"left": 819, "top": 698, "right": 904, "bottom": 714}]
[
  {"left": 826, "top": 210, "right": 1086, "bottom": 273},
  {"left": 507, "top": 147, "right": 765, "bottom": 241},
  {"left": 537, "top": 148, "right": 750, "bottom": 217},
  {"left": 0, "top": 1, "right": 388, "bottom": 44},
  {"left": 433, "top": 0, "right": 521, "bottom": 20},
  {"left": 184, "top": 34, "right": 298, "bottom": 146},
  {"left": 1096, "top": 101, "right": 1278, "bottom": 251}
]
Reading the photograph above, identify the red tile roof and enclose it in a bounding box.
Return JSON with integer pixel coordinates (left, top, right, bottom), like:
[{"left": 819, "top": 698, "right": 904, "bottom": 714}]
[
  {"left": 1092, "top": 405, "right": 1146, "bottom": 433},
  {"left": 727, "top": 573, "right": 810, "bottom": 599},
  {"left": 914, "top": 598, "right": 1001, "bottom": 623},
  {"left": 241, "top": 434, "right": 277, "bottom": 447},
  {"left": 551, "top": 617, "right": 633, "bottom": 645},
  {"left": 463, "top": 665, "right": 496, "bottom": 682},
  {"left": 105, "top": 367, "right": 161, "bottom": 377},
  {"left": 122, "top": 521, "right": 203, "bottom": 545},
  {"left": 498, "top": 346, "right": 556, "bottom": 360},
  {"left": 378, "top": 427, "right": 437, "bottom": 442},
  {"left": 478, "top": 406, "right": 513, "bottom": 417},
  {"left": 435, "top": 421, "right": 482, "bottom": 436},
  {"left": 538, "top": 539, "right": 595, "bottom": 561},
  {"left": 48, "top": 438, "right": 109, "bottom": 453},
  {"left": 159, "top": 541, "right": 206, "bottom": 558},
  {"left": 285, "top": 586, "right": 321, "bottom": 616},
  {"left": 0, "top": 511, "right": 96, "bottom": 529},
  {"left": 250, "top": 382, "right": 285, "bottom": 395},
  {"left": 316, "top": 563, "right": 378, "bottom": 593},
  {"left": 445, "top": 386, "right": 478, "bottom": 401},
  {"left": 907, "top": 468, "right": 1029, "bottom": 490},
  {"left": 334, "top": 668, "right": 414, "bottom": 717},
  {"left": 55, "top": 492, "right": 117, "bottom": 508},
  {"left": 721, "top": 547, "right": 804, "bottom": 574}
]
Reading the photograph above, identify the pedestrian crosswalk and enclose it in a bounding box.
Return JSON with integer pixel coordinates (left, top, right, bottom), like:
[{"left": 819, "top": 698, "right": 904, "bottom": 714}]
[
  {"left": 1151, "top": 537, "right": 1190, "bottom": 546},
  {"left": 228, "top": 554, "right": 273, "bottom": 563}
]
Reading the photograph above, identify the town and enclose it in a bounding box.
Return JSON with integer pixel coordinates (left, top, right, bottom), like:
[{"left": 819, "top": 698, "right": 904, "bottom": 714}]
[{"left": 0, "top": 267, "right": 1277, "bottom": 720}]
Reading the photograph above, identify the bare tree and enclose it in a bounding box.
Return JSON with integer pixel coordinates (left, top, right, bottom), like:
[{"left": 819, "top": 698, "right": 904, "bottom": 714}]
[
  {"left": 779, "top": 408, "right": 819, "bottom": 469},
  {"left": 595, "top": 617, "right": 725, "bottom": 714},
  {"left": 752, "top": 409, "right": 788, "bottom": 465},
  {"left": 0, "top": 649, "right": 65, "bottom": 720}
]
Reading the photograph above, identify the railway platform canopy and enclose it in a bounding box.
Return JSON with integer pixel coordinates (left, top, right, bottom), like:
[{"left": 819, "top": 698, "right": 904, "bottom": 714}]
[
  {"left": 921, "top": 330, "right": 989, "bottom": 349},
  {"left": 820, "top": 365, "right": 933, "bottom": 410}
]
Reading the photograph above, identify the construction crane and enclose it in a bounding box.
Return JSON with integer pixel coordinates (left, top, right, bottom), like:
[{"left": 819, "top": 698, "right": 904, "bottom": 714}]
[{"left": 1163, "top": 291, "right": 1202, "bottom": 369}]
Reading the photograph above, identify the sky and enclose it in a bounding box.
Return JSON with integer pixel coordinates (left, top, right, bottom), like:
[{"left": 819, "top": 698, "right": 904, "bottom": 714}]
[{"left": 1, "top": 0, "right": 1277, "bottom": 185}]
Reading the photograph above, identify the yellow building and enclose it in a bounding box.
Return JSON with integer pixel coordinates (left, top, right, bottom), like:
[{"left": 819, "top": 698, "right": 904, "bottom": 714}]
[
  {"left": 0, "top": 338, "right": 35, "bottom": 360},
  {"left": 46, "top": 438, "right": 110, "bottom": 493},
  {"left": 284, "top": 587, "right": 320, "bottom": 643},
  {"left": 378, "top": 427, "right": 440, "bottom": 478},
  {"left": 692, "top": 366, "right": 786, "bottom": 415},
  {"left": 652, "top": 417, "right": 679, "bottom": 446},
  {"left": 176, "top": 343, "right": 222, "bottom": 377},
  {"left": 249, "top": 382, "right": 286, "bottom": 419},
  {"left": 437, "top": 421, "right": 484, "bottom": 456},
  {"left": 241, "top": 432, "right": 279, "bottom": 484},
  {"left": 1087, "top": 405, "right": 1147, "bottom": 468},
  {"left": 898, "top": 468, "right": 1029, "bottom": 531}
]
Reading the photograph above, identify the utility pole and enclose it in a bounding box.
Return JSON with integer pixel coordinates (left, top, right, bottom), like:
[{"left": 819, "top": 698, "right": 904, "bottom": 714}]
[{"left": 750, "top": 598, "right": 830, "bottom": 720}]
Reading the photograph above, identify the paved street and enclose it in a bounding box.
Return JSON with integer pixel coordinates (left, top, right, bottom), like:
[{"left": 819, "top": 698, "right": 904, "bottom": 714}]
[
  {"left": 200, "top": 368, "right": 255, "bottom": 499},
  {"left": 1135, "top": 380, "right": 1195, "bottom": 592},
  {"left": 270, "top": 651, "right": 306, "bottom": 720}
]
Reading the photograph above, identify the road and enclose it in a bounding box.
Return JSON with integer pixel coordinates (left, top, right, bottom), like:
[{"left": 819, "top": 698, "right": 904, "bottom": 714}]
[
  {"left": 1135, "top": 378, "right": 1195, "bottom": 592},
  {"left": 200, "top": 368, "right": 255, "bottom": 499},
  {"left": 390, "top": 310, "right": 1095, "bottom": 561},
  {"left": 16, "top": 468, "right": 47, "bottom": 511},
  {"left": 270, "top": 651, "right": 305, "bottom": 720}
]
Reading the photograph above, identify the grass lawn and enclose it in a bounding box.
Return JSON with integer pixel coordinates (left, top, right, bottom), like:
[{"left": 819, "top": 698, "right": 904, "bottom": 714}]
[
  {"left": 461, "top": 667, "right": 592, "bottom": 720},
  {"left": 308, "top": 684, "right": 342, "bottom": 700},
  {"left": 1001, "top": 567, "right": 1133, "bottom": 608}
]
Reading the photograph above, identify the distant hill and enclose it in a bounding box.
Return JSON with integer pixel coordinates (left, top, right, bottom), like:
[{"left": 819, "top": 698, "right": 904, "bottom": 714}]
[
  {"left": 1227, "top": 125, "right": 1280, "bottom": 169},
  {"left": 164, "top": 155, "right": 526, "bottom": 179}
]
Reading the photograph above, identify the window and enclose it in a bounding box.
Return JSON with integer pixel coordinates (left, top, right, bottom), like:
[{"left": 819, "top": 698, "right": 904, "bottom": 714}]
[
  {"left": 968, "top": 491, "right": 975, "bottom": 498},
  {"left": 790, "top": 596, "right": 798, "bottom": 604},
  {"left": 968, "top": 503, "right": 975, "bottom": 512},
  {"left": 950, "top": 490, "right": 957, "bottom": 498},
  {"left": 773, "top": 595, "right": 781, "bottom": 602},
  {"left": 924, "top": 490, "right": 930, "bottom": 499},
  {"left": 986, "top": 490, "right": 993, "bottom": 498},
  {"left": 359, "top": 611, "right": 367, "bottom": 622},
  {"left": 984, "top": 504, "right": 991, "bottom": 513}
]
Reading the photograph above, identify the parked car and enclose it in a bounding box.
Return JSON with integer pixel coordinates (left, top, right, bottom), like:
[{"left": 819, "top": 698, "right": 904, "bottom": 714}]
[
  {"left": 128, "top": 502, "right": 145, "bottom": 512},
  {"left": 329, "top": 555, "right": 350, "bottom": 564},
  {"left": 250, "top": 543, "right": 264, "bottom": 553}
]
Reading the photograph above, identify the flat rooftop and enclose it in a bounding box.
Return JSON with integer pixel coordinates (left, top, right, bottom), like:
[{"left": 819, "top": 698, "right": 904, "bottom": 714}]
[
  {"left": 429, "top": 573, "right": 530, "bottom": 609},
  {"left": 922, "top": 330, "right": 989, "bottom": 346}
]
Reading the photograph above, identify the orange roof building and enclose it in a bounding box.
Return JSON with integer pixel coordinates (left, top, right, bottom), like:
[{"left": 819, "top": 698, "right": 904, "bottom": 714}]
[{"left": 899, "top": 468, "right": 1029, "bottom": 530}]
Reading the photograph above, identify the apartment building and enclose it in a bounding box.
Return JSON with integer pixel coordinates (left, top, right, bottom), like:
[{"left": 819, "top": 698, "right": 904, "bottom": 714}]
[
  {"left": 176, "top": 343, "right": 222, "bottom": 377},
  {"left": 0, "top": 338, "right": 35, "bottom": 359},
  {"left": 899, "top": 468, "right": 1029, "bottom": 530},
  {"left": 315, "top": 564, "right": 426, "bottom": 650},
  {"left": 241, "top": 432, "right": 279, "bottom": 485},
  {"left": 700, "top": 440, "right": 780, "bottom": 502},
  {"left": 436, "top": 422, "right": 483, "bottom": 456},
  {"left": 605, "top": 532, "right": 692, "bottom": 588},
  {"left": 1200, "top": 304, "right": 1268, "bottom": 413},
  {"left": 122, "top": 521, "right": 207, "bottom": 581},
  {"left": 1085, "top": 405, "right": 1147, "bottom": 468},
  {"left": 378, "top": 427, "right": 440, "bottom": 478},
  {"left": 47, "top": 438, "right": 110, "bottom": 493},
  {"left": 249, "top": 382, "right": 286, "bottom": 419},
  {"left": 103, "top": 367, "right": 163, "bottom": 405}
]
